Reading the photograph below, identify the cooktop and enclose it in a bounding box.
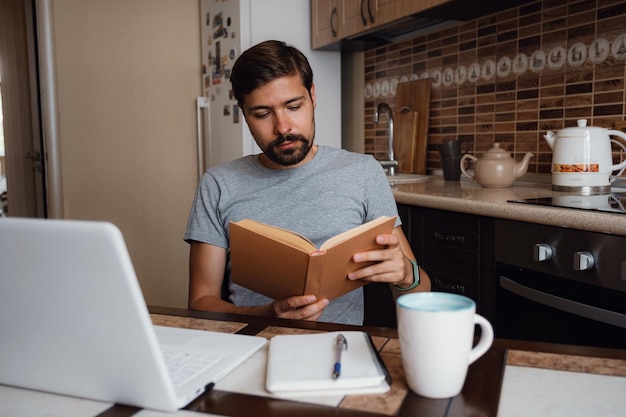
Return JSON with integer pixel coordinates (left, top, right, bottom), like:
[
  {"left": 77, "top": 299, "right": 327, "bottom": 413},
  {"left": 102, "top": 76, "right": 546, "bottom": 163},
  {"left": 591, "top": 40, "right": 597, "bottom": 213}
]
[{"left": 509, "top": 192, "right": 626, "bottom": 215}]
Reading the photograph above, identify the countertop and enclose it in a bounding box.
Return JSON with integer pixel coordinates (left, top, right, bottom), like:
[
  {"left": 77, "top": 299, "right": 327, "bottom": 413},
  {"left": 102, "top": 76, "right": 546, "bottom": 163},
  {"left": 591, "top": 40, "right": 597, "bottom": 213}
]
[{"left": 391, "top": 174, "right": 626, "bottom": 237}]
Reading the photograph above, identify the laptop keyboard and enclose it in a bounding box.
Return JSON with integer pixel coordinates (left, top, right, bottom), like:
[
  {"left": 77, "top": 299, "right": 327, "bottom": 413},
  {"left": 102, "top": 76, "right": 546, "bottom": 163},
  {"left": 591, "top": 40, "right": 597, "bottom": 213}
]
[{"left": 163, "top": 350, "right": 220, "bottom": 387}]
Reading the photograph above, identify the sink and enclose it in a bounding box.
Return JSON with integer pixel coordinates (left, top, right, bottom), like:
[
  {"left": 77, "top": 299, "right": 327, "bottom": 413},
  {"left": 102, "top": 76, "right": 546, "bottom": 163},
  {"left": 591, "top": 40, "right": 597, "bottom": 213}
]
[{"left": 387, "top": 174, "right": 429, "bottom": 184}]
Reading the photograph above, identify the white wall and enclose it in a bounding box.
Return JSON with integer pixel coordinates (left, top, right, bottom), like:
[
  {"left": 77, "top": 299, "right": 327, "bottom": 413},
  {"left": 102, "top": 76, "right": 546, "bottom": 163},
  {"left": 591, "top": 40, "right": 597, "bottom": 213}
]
[
  {"left": 247, "top": 0, "right": 341, "bottom": 149},
  {"left": 200, "top": 0, "right": 341, "bottom": 168}
]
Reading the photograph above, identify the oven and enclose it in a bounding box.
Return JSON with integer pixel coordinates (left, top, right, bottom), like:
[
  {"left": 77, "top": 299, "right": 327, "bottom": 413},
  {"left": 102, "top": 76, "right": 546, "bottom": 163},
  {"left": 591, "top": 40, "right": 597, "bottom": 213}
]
[{"left": 494, "top": 218, "right": 626, "bottom": 350}]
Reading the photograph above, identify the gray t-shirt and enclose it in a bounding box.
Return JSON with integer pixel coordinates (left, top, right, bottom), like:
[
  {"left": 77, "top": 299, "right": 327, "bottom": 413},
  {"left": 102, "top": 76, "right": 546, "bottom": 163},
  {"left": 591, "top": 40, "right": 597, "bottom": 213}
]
[{"left": 184, "top": 145, "right": 400, "bottom": 325}]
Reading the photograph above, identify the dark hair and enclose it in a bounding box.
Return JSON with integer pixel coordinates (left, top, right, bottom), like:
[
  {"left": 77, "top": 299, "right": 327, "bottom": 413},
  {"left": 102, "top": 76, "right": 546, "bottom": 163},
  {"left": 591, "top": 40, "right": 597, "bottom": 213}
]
[{"left": 230, "top": 40, "right": 313, "bottom": 107}]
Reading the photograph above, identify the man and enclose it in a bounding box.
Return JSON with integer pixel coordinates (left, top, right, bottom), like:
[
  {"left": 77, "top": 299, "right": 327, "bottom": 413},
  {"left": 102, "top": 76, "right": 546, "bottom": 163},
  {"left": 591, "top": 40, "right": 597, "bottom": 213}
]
[{"left": 185, "top": 40, "right": 430, "bottom": 325}]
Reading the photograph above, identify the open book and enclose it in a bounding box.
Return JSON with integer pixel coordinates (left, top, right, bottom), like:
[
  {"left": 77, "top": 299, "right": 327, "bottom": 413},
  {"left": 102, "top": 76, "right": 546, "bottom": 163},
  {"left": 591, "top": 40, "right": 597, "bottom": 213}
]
[
  {"left": 229, "top": 216, "right": 396, "bottom": 301},
  {"left": 266, "top": 331, "right": 391, "bottom": 395}
]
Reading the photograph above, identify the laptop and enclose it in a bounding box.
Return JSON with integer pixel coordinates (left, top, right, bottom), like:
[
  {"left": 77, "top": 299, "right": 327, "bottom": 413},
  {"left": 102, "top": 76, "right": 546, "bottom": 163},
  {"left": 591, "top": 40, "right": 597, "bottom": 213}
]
[{"left": 0, "top": 217, "right": 266, "bottom": 411}]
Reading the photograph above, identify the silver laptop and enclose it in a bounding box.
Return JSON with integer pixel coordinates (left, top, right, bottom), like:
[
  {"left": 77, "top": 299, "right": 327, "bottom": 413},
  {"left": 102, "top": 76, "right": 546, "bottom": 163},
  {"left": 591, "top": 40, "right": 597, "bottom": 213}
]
[{"left": 0, "top": 217, "right": 266, "bottom": 411}]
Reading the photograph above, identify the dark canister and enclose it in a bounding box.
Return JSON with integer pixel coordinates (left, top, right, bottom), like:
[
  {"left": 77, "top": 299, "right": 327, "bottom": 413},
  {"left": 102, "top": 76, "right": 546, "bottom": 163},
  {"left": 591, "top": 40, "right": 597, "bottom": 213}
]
[{"left": 438, "top": 140, "right": 462, "bottom": 181}]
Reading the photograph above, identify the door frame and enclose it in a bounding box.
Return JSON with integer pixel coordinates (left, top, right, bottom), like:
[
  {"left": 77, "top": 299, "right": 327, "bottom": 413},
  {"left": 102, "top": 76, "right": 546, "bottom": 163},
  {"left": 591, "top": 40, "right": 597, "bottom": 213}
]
[{"left": 0, "top": 0, "right": 47, "bottom": 218}]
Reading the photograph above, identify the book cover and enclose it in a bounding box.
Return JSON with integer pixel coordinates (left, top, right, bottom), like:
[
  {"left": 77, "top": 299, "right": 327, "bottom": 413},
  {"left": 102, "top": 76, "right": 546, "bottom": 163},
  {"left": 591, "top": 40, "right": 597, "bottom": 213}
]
[
  {"left": 229, "top": 216, "right": 396, "bottom": 301},
  {"left": 265, "top": 331, "right": 391, "bottom": 395}
]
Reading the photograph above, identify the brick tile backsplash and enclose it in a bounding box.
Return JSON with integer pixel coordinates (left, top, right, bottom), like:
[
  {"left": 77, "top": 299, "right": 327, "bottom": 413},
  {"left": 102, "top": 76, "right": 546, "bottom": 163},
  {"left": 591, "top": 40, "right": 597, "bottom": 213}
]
[{"left": 364, "top": 0, "right": 626, "bottom": 175}]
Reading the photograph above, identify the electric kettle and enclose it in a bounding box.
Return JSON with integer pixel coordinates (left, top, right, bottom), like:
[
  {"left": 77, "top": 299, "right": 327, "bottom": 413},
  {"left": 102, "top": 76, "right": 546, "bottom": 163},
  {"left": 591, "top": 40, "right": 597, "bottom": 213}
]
[{"left": 544, "top": 119, "right": 626, "bottom": 195}]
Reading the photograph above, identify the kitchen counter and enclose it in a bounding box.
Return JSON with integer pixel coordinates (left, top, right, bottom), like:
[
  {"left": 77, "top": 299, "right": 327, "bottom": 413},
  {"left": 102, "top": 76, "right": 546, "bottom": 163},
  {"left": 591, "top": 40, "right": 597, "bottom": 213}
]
[{"left": 392, "top": 174, "right": 626, "bottom": 237}]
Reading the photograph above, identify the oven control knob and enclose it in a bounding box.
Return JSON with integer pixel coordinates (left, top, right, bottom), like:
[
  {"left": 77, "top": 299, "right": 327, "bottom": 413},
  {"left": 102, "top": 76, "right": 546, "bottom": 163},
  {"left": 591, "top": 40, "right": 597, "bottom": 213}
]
[
  {"left": 533, "top": 243, "right": 553, "bottom": 262},
  {"left": 573, "top": 251, "right": 595, "bottom": 271}
]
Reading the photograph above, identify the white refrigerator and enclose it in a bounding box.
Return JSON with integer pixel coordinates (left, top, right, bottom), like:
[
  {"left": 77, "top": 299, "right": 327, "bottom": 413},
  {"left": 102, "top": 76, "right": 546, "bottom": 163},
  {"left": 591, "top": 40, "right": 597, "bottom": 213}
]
[{"left": 198, "top": 0, "right": 341, "bottom": 173}]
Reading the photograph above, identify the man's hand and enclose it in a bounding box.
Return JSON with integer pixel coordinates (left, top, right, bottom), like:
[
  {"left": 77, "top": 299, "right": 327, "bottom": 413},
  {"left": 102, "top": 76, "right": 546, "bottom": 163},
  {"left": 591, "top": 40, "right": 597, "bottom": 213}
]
[
  {"left": 271, "top": 295, "right": 329, "bottom": 321},
  {"left": 347, "top": 232, "right": 409, "bottom": 285},
  {"left": 346, "top": 226, "right": 431, "bottom": 295}
]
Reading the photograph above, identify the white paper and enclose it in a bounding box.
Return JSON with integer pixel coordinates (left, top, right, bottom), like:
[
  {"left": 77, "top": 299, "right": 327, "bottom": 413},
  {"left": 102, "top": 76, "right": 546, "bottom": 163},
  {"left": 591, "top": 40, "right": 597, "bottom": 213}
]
[
  {"left": 498, "top": 365, "right": 626, "bottom": 417},
  {"left": 0, "top": 384, "right": 112, "bottom": 417},
  {"left": 215, "top": 345, "right": 345, "bottom": 406},
  {"left": 133, "top": 409, "right": 219, "bottom": 416}
]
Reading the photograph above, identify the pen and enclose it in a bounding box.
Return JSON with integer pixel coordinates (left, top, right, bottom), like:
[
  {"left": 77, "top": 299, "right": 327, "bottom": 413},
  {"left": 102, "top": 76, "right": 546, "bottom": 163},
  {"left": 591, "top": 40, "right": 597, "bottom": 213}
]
[{"left": 332, "top": 333, "right": 347, "bottom": 379}]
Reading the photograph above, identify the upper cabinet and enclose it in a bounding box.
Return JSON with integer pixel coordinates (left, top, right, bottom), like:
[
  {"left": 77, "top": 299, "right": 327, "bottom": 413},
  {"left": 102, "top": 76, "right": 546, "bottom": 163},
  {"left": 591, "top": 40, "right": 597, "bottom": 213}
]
[
  {"left": 311, "top": 0, "right": 533, "bottom": 51},
  {"left": 311, "top": 0, "right": 450, "bottom": 50},
  {"left": 343, "top": 0, "right": 400, "bottom": 34},
  {"left": 311, "top": 0, "right": 408, "bottom": 50}
]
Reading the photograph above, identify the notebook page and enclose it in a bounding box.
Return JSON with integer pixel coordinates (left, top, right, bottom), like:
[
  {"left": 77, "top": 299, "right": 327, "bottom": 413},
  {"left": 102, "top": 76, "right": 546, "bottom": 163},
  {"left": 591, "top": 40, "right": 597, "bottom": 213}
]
[{"left": 266, "top": 331, "right": 387, "bottom": 393}]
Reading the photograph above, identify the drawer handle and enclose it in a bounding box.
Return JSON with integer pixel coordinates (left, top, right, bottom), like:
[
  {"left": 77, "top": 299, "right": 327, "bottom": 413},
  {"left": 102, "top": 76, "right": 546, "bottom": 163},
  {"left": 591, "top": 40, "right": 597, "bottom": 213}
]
[
  {"left": 434, "top": 231, "right": 466, "bottom": 244},
  {"left": 433, "top": 278, "right": 467, "bottom": 294}
]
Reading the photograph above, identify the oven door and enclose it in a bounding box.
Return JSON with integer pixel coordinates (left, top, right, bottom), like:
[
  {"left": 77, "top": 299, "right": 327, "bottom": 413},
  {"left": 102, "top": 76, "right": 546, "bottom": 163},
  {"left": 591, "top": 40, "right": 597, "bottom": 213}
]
[{"left": 496, "top": 264, "right": 626, "bottom": 350}]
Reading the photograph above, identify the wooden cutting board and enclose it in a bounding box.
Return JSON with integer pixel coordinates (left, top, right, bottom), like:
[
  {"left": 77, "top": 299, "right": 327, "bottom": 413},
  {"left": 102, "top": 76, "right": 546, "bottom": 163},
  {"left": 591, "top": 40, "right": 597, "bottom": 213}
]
[
  {"left": 394, "top": 109, "right": 418, "bottom": 173},
  {"left": 395, "top": 79, "right": 431, "bottom": 175}
]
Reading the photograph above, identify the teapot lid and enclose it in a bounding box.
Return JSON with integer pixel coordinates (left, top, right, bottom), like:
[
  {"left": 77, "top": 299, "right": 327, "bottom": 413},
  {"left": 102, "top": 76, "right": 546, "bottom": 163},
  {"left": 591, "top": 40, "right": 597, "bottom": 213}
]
[{"left": 484, "top": 143, "right": 511, "bottom": 158}]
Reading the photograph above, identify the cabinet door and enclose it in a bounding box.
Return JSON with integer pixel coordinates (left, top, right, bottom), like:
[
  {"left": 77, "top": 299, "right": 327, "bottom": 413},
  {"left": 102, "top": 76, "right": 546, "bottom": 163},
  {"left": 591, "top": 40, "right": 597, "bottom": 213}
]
[
  {"left": 340, "top": 0, "right": 373, "bottom": 38},
  {"left": 375, "top": 0, "right": 400, "bottom": 26},
  {"left": 353, "top": 0, "right": 453, "bottom": 31},
  {"left": 311, "top": 0, "right": 340, "bottom": 49},
  {"left": 341, "top": 0, "right": 399, "bottom": 36}
]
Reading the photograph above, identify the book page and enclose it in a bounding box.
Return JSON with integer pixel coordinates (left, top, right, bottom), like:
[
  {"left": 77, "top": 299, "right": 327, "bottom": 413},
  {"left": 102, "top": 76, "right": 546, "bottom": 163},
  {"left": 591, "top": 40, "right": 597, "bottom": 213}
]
[
  {"left": 232, "top": 219, "right": 317, "bottom": 253},
  {"left": 266, "top": 331, "right": 388, "bottom": 393},
  {"left": 320, "top": 216, "right": 395, "bottom": 250}
]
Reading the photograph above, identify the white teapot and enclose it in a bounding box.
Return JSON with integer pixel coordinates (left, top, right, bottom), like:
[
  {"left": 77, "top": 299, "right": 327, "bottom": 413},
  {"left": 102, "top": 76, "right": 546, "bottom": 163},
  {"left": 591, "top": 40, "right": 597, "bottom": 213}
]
[{"left": 460, "top": 143, "right": 533, "bottom": 188}]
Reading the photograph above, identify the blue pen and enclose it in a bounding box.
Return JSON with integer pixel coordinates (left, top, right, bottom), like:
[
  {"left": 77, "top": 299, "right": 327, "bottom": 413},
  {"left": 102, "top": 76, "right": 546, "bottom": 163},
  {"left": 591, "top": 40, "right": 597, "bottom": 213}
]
[{"left": 332, "top": 333, "right": 348, "bottom": 379}]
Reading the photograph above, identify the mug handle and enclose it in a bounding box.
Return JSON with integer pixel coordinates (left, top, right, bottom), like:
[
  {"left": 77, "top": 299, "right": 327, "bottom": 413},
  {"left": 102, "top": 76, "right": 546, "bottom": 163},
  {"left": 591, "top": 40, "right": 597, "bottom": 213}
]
[{"left": 468, "top": 314, "right": 494, "bottom": 365}]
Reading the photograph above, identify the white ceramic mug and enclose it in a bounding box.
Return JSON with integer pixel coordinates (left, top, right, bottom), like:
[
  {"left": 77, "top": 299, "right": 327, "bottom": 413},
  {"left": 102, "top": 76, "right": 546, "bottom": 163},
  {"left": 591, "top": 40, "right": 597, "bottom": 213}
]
[{"left": 396, "top": 292, "right": 494, "bottom": 399}]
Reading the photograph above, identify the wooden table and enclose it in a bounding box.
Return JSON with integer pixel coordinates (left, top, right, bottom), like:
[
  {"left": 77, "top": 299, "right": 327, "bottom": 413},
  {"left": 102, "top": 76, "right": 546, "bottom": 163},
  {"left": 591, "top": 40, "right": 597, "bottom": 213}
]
[{"left": 96, "top": 307, "right": 626, "bottom": 417}]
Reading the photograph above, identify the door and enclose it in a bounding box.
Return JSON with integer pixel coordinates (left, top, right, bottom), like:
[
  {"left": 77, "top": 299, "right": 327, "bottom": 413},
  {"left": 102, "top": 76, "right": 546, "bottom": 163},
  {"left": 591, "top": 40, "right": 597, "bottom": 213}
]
[
  {"left": 496, "top": 264, "right": 626, "bottom": 349},
  {"left": 0, "top": 0, "right": 47, "bottom": 218}
]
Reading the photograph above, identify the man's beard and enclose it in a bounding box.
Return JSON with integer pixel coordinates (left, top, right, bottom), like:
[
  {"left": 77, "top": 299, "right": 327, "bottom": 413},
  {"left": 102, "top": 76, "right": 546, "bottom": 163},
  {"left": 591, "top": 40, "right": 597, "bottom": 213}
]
[{"left": 261, "top": 133, "right": 314, "bottom": 167}]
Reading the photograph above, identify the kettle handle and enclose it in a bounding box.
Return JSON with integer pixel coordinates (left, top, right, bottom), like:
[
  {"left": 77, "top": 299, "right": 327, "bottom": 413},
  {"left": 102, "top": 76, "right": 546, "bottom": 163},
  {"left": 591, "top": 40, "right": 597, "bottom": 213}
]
[
  {"left": 607, "top": 129, "right": 626, "bottom": 142},
  {"left": 610, "top": 137, "right": 626, "bottom": 172},
  {"left": 460, "top": 154, "right": 477, "bottom": 179},
  {"left": 608, "top": 129, "right": 626, "bottom": 171}
]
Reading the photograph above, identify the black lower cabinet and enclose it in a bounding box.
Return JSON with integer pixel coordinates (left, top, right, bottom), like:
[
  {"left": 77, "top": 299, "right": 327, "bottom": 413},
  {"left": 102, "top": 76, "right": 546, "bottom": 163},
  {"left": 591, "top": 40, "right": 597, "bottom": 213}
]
[
  {"left": 363, "top": 282, "right": 397, "bottom": 328},
  {"left": 363, "top": 204, "right": 496, "bottom": 328},
  {"left": 420, "top": 207, "right": 496, "bottom": 323}
]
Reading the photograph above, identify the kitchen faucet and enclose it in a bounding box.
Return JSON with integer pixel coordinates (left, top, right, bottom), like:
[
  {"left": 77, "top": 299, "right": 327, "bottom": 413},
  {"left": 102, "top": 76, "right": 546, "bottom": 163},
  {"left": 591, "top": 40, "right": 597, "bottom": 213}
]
[{"left": 374, "top": 102, "right": 398, "bottom": 176}]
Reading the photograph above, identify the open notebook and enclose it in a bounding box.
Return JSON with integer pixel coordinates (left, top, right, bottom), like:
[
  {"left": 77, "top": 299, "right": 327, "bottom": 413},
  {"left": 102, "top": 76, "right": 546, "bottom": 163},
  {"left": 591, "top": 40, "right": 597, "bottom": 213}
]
[
  {"left": 0, "top": 217, "right": 266, "bottom": 411},
  {"left": 266, "top": 331, "right": 391, "bottom": 396}
]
